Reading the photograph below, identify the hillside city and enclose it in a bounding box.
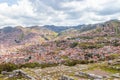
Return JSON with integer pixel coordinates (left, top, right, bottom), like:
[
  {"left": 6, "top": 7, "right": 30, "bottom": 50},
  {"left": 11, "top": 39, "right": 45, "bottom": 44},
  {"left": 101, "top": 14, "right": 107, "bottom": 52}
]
[{"left": 0, "top": 20, "right": 120, "bottom": 80}]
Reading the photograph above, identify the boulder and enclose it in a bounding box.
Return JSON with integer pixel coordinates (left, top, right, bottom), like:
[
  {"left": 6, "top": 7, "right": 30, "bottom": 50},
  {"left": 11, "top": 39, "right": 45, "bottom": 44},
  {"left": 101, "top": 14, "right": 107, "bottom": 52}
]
[
  {"left": 59, "top": 75, "right": 74, "bottom": 80},
  {"left": 1, "top": 71, "right": 11, "bottom": 75},
  {"left": 2, "top": 70, "right": 36, "bottom": 80},
  {"left": 77, "top": 72, "right": 104, "bottom": 79},
  {"left": 112, "top": 73, "right": 120, "bottom": 78}
]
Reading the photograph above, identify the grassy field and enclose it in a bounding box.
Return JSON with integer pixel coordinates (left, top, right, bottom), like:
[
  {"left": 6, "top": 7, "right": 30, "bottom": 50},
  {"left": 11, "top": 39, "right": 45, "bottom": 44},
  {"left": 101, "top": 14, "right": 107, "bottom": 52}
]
[{"left": 0, "top": 58, "right": 120, "bottom": 80}]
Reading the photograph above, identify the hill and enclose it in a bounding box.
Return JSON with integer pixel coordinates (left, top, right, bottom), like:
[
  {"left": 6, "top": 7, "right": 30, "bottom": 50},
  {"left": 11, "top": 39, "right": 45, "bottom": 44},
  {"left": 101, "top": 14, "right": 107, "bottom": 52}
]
[{"left": 0, "top": 26, "right": 58, "bottom": 55}]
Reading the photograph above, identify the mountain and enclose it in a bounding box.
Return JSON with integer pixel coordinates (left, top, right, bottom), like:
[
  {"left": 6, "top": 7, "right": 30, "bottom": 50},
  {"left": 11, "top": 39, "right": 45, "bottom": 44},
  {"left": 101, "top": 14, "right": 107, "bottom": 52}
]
[
  {"left": 56, "top": 20, "right": 120, "bottom": 39},
  {"left": 0, "top": 20, "right": 120, "bottom": 45},
  {"left": 0, "top": 26, "right": 58, "bottom": 55},
  {"left": 0, "top": 20, "right": 120, "bottom": 55},
  {"left": 43, "top": 24, "right": 91, "bottom": 33},
  {"left": 78, "top": 19, "right": 120, "bottom": 38},
  {"left": 1, "top": 19, "right": 119, "bottom": 63}
]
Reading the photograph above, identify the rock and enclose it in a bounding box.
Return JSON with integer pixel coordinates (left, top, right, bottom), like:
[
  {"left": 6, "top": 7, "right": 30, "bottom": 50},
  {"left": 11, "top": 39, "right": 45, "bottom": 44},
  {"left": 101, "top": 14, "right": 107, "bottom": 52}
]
[
  {"left": 77, "top": 72, "right": 103, "bottom": 79},
  {"left": 59, "top": 75, "right": 74, "bottom": 80},
  {"left": 1, "top": 71, "right": 11, "bottom": 75},
  {"left": 87, "top": 73, "right": 103, "bottom": 79},
  {"left": 3, "top": 70, "right": 36, "bottom": 80},
  {"left": 112, "top": 73, "right": 120, "bottom": 78}
]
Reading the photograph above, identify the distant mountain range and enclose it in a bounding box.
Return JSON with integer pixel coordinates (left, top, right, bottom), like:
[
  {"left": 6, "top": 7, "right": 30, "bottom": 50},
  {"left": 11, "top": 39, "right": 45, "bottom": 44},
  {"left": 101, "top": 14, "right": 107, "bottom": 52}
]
[
  {"left": 1, "top": 19, "right": 120, "bottom": 33},
  {"left": 43, "top": 19, "right": 119, "bottom": 33},
  {"left": 0, "top": 26, "right": 57, "bottom": 48},
  {"left": 0, "top": 19, "right": 120, "bottom": 48}
]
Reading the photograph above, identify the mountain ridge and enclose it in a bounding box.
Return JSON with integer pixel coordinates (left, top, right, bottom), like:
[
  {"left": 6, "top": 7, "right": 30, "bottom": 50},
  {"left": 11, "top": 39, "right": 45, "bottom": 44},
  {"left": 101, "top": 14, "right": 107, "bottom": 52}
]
[{"left": 0, "top": 19, "right": 120, "bottom": 55}]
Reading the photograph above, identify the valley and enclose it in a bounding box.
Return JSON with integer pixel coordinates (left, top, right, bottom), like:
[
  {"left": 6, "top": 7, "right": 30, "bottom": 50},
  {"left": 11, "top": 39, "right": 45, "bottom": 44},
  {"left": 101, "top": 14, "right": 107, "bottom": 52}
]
[{"left": 0, "top": 20, "right": 120, "bottom": 80}]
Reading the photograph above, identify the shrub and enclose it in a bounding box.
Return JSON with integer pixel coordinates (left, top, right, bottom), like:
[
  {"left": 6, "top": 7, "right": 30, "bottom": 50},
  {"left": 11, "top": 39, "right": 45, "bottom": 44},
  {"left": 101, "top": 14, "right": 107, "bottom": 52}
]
[
  {"left": 40, "top": 63, "right": 58, "bottom": 68},
  {"left": 64, "top": 60, "right": 78, "bottom": 66},
  {"left": 79, "top": 36, "right": 93, "bottom": 39},
  {"left": 63, "top": 60, "right": 92, "bottom": 66},
  {"left": 19, "top": 62, "right": 40, "bottom": 68},
  {"left": 19, "top": 62, "right": 58, "bottom": 68},
  {"left": 79, "top": 60, "right": 89, "bottom": 64},
  {"left": 70, "top": 42, "right": 78, "bottom": 48},
  {"left": 0, "top": 63, "right": 18, "bottom": 73},
  {"left": 0, "top": 62, "right": 59, "bottom": 73},
  {"left": 106, "top": 54, "right": 120, "bottom": 60},
  {"left": 79, "top": 42, "right": 104, "bottom": 49},
  {"left": 89, "top": 60, "right": 94, "bottom": 63}
]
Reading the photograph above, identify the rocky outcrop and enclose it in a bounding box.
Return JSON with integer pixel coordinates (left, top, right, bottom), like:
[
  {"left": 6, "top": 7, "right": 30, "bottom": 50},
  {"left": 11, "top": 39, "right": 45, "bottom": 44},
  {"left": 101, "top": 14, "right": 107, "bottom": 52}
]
[
  {"left": 76, "top": 72, "right": 104, "bottom": 79},
  {"left": 59, "top": 75, "right": 74, "bottom": 80},
  {"left": 112, "top": 73, "right": 120, "bottom": 78},
  {"left": 1, "top": 71, "right": 11, "bottom": 75},
  {"left": 2, "top": 70, "right": 36, "bottom": 80}
]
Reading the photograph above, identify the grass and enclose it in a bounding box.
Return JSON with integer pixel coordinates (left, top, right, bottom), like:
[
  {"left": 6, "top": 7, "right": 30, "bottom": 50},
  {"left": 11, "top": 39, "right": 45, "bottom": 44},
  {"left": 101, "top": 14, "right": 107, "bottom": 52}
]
[
  {"left": 0, "top": 74, "right": 4, "bottom": 80},
  {"left": 113, "top": 64, "right": 120, "bottom": 67},
  {"left": 100, "top": 65, "right": 120, "bottom": 73},
  {"left": 61, "top": 55, "right": 69, "bottom": 60},
  {"left": 0, "top": 73, "right": 28, "bottom": 80},
  {"left": 82, "top": 61, "right": 120, "bottom": 74},
  {"left": 82, "top": 62, "right": 102, "bottom": 71},
  {"left": 1, "top": 59, "right": 120, "bottom": 80}
]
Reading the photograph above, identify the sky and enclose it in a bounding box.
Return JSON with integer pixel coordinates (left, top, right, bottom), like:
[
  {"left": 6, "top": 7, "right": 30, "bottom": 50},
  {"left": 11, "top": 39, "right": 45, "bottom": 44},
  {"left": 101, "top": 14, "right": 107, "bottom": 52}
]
[{"left": 0, "top": 0, "right": 120, "bottom": 28}]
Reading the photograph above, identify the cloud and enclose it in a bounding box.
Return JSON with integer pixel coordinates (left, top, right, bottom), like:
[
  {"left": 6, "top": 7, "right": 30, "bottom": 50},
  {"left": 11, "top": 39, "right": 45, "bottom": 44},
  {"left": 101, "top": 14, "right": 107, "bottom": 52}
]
[
  {"left": 0, "top": 0, "right": 120, "bottom": 27},
  {"left": 0, "top": 0, "right": 36, "bottom": 27},
  {"left": 60, "top": 0, "right": 120, "bottom": 24}
]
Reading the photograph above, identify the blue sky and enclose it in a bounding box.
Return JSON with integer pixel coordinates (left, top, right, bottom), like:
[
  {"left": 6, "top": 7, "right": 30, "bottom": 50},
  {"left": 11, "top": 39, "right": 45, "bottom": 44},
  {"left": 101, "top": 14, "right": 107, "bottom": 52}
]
[
  {"left": 0, "top": 0, "right": 120, "bottom": 27},
  {"left": 0, "top": 0, "right": 18, "bottom": 5}
]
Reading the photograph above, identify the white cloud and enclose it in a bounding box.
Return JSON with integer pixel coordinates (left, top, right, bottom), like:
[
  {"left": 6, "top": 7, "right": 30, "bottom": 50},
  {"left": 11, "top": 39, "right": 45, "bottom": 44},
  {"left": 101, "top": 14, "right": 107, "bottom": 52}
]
[
  {"left": 0, "top": 0, "right": 120, "bottom": 27},
  {"left": 0, "top": 0, "right": 36, "bottom": 27},
  {"left": 60, "top": 0, "right": 120, "bottom": 24}
]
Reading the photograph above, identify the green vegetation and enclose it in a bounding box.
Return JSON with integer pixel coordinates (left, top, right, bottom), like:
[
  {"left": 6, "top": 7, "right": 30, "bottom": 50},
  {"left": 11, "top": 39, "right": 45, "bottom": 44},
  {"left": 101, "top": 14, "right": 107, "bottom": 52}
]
[
  {"left": 0, "top": 63, "right": 18, "bottom": 73},
  {"left": 0, "top": 61, "right": 90, "bottom": 73},
  {"left": 19, "top": 62, "right": 40, "bottom": 68},
  {"left": 100, "top": 65, "right": 120, "bottom": 73},
  {"left": 5, "top": 75, "right": 27, "bottom": 80},
  {"left": 19, "top": 33, "right": 24, "bottom": 40},
  {"left": 79, "top": 42, "right": 104, "bottom": 49},
  {"left": 113, "top": 64, "right": 120, "bottom": 67},
  {"left": 61, "top": 55, "right": 69, "bottom": 60},
  {"left": 79, "top": 36, "right": 93, "bottom": 39},
  {"left": 39, "top": 63, "right": 58, "bottom": 68},
  {"left": 55, "top": 40, "right": 66, "bottom": 47},
  {"left": 19, "top": 62, "right": 59, "bottom": 68},
  {"left": 0, "top": 62, "right": 59, "bottom": 73},
  {"left": 69, "top": 42, "right": 104, "bottom": 49},
  {"left": 86, "top": 58, "right": 120, "bottom": 74},
  {"left": 64, "top": 60, "right": 94, "bottom": 66},
  {"left": 96, "top": 28, "right": 102, "bottom": 32},
  {"left": 70, "top": 42, "right": 78, "bottom": 48},
  {"left": 106, "top": 53, "right": 120, "bottom": 60}
]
